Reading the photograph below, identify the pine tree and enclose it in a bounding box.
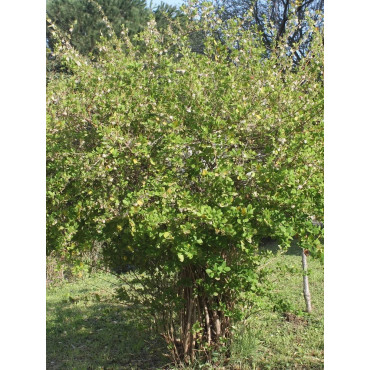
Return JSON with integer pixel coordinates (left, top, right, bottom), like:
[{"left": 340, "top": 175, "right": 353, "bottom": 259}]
[{"left": 46, "top": 0, "right": 150, "bottom": 56}]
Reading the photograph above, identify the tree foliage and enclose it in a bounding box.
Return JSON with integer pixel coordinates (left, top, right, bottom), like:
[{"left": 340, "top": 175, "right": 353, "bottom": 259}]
[
  {"left": 47, "top": 1, "right": 323, "bottom": 364},
  {"left": 46, "top": 0, "right": 150, "bottom": 55},
  {"left": 214, "top": 0, "right": 324, "bottom": 62},
  {"left": 46, "top": 0, "right": 185, "bottom": 82},
  {"left": 153, "top": 2, "right": 183, "bottom": 30}
]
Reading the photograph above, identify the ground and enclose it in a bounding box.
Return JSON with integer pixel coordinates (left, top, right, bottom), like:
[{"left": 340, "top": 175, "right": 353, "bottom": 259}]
[{"left": 46, "top": 243, "right": 324, "bottom": 369}]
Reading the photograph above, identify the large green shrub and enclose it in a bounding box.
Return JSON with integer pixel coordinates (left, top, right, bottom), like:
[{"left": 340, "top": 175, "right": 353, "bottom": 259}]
[{"left": 47, "top": 2, "right": 323, "bottom": 363}]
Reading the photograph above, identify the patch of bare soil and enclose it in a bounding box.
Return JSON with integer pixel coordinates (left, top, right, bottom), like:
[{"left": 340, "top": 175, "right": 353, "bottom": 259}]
[{"left": 283, "top": 312, "right": 308, "bottom": 326}]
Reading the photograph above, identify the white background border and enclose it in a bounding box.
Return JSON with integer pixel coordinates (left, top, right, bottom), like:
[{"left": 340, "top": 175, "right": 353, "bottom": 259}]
[
  {"left": 1, "top": 0, "right": 46, "bottom": 368},
  {"left": 1, "top": 0, "right": 370, "bottom": 368}
]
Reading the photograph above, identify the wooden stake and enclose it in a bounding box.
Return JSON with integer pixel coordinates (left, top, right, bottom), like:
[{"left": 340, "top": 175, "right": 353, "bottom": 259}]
[{"left": 302, "top": 248, "right": 312, "bottom": 313}]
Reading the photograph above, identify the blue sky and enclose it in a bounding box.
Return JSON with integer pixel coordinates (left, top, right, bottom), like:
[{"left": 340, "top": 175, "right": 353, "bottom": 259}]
[{"left": 147, "top": 0, "right": 185, "bottom": 9}]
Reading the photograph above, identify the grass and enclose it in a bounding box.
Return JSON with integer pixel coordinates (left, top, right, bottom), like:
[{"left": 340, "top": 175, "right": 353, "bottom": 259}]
[
  {"left": 47, "top": 243, "right": 323, "bottom": 369},
  {"left": 228, "top": 241, "right": 324, "bottom": 369},
  {"left": 46, "top": 272, "right": 168, "bottom": 369}
]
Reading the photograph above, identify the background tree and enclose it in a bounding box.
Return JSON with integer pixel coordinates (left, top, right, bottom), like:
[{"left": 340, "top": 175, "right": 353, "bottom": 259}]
[
  {"left": 46, "top": 0, "right": 186, "bottom": 82},
  {"left": 46, "top": 0, "right": 150, "bottom": 81},
  {"left": 214, "top": 0, "right": 324, "bottom": 62},
  {"left": 153, "top": 2, "right": 182, "bottom": 29},
  {"left": 46, "top": 0, "right": 150, "bottom": 56}
]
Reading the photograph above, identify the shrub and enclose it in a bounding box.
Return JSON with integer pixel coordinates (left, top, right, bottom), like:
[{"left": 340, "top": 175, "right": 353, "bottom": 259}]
[{"left": 47, "top": 2, "right": 323, "bottom": 364}]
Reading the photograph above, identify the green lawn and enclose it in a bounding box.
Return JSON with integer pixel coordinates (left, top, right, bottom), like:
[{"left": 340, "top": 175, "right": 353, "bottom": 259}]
[
  {"left": 46, "top": 272, "right": 168, "bottom": 369},
  {"left": 228, "top": 242, "right": 324, "bottom": 369},
  {"left": 47, "top": 245, "right": 323, "bottom": 369}
]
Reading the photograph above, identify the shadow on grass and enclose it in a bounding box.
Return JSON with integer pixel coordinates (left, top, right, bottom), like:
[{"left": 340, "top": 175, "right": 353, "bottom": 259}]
[
  {"left": 47, "top": 295, "right": 169, "bottom": 369},
  {"left": 259, "top": 238, "right": 303, "bottom": 256}
]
